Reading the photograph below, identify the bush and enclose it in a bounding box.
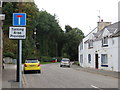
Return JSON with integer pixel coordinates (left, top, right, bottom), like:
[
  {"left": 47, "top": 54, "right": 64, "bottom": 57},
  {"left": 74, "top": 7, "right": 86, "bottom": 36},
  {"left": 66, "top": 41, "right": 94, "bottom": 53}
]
[
  {"left": 72, "top": 61, "right": 80, "bottom": 66},
  {"left": 40, "top": 56, "right": 52, "bottom": 62},
  {"left": 3, "top": 52, "right": 15, "bottom": 58}
]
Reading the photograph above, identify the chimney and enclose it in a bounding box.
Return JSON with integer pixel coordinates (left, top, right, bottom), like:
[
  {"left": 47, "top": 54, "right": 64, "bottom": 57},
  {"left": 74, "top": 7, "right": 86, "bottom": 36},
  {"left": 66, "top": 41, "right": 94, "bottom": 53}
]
[{"left": 97, "top": 19, "right": 111, "bottom": 31}]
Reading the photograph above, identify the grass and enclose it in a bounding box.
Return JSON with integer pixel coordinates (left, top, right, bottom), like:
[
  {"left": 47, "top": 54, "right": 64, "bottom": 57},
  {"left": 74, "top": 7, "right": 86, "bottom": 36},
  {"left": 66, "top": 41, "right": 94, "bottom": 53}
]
[
  {"left": 40, "top": 62, "right": 60, "bottom": 64},
  {"left": 72, "top": 61, "right": 80, "bottom": 66}
]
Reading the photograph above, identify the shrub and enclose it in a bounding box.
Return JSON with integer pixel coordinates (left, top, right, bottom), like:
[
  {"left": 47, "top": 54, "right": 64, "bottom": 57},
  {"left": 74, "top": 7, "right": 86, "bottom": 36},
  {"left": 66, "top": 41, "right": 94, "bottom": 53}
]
[
  {"left": 3, "top": 52, "right": 15, "bottom": 58},
  {"left": 40, "top": 56, "right": 52, "bottom": 62}
]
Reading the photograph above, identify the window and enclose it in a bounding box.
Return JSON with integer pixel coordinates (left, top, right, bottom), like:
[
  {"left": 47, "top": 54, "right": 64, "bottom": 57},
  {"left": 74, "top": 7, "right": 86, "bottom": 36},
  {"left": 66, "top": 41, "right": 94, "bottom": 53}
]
[
  {"left": 88, "top": 54, "right": 91, "bottom": 63},
  {"left": 102, "top": 37, "right": 108, "bottom": 47},
  {"left": 88, "top": 40, "right": 93, "bottom": 49},
  {"left": 80, "top": 42, "right": 83, "bottom": 50},
  {"left": 101, "top": 54, "right": 108, "bottom": 67},
  {"left": 80, "top": 54, "right": 83, "bottom": 63}
]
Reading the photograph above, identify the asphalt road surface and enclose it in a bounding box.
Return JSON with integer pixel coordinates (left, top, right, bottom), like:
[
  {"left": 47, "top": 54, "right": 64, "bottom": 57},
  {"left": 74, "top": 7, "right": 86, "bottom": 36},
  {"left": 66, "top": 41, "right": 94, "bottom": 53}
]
[{"left": 24, "top": 63, "right": 118, "bottom": 88}]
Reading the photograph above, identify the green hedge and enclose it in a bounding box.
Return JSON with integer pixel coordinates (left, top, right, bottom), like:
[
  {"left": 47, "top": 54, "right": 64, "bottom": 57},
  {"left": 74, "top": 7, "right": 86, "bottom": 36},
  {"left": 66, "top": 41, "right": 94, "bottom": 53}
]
[
  {"left": 40, "top": 56, "right": 52, "bottom": 62},
  {"left": 3, "top": 52, "right": 15, "bottom": 58}
]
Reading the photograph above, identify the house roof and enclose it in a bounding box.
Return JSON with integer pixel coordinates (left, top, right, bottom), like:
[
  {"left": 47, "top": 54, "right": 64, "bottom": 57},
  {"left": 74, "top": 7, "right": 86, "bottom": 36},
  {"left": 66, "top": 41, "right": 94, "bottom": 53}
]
[
  {"left": 83, "top": 21, "right": 120, "bottom": 43},
  {"left": 93, "top": 21, "right": 120, "bottom": 41},
  {"left": 112, "top": 29, "right": 120, "bottom": 37}
]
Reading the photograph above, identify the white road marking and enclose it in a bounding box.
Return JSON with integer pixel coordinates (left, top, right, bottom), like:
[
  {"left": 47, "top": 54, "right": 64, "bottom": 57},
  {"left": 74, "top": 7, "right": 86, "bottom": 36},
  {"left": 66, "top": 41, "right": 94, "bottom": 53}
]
[{"left": 91, "top": 85, "right": 99, "bottom": 88}]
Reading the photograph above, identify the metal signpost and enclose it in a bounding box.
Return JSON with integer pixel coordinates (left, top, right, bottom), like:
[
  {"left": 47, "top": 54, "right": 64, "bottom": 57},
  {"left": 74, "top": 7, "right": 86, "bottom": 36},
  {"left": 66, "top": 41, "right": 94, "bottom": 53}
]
[{"left": 10, "top": 12, "right": 26, "bottom": 88}]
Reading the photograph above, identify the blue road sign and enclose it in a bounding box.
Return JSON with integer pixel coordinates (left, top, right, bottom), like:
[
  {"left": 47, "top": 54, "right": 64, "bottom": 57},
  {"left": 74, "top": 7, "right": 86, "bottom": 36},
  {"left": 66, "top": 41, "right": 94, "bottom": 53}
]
[{"left": 13, "top": 13, "right": 26, "bottom": 26}]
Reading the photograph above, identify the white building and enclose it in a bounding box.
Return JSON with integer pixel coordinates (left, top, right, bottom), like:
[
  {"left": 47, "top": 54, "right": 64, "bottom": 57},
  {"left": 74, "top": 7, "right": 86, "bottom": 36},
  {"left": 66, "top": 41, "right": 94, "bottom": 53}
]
[{"left": 79, "top": 21, "right": 120, "bottom": 72}]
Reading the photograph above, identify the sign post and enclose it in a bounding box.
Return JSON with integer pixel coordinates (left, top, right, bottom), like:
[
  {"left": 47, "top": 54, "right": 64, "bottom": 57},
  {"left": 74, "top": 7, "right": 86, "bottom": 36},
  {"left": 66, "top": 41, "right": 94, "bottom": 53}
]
[
  {"left": 19, "top": 39, "right": 22, "bottom": 88},
  {"left": 11, "top": 12, "right": 26, "bottom": 88}
]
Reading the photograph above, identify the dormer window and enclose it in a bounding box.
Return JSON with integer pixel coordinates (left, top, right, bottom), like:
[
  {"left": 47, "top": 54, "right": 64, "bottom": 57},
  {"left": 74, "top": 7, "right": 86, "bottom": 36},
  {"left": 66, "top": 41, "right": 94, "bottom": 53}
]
[
  {"left": 102, "top": 37, "right": 108, "bottom": 47},
  {"left": 88, "top": 40, "right": 93, "bottom": 49}
]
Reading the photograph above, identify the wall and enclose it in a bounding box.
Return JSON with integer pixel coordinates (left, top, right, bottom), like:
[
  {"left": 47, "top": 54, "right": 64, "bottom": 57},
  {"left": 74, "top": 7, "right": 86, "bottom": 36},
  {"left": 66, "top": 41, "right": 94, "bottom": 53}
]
[
  {"left": 118, "top": 37, "right": 120, "bottom": 72},
  {"left": 80, "top": 36, "right": 119, "bottom": 72}
]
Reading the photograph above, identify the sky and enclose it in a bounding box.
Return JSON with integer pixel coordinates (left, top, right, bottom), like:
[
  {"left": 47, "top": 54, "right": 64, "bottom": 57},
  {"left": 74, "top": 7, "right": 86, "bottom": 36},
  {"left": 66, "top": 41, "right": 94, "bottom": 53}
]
[{"left": 34, "top": 0, "right": 119, "bottom": 35}]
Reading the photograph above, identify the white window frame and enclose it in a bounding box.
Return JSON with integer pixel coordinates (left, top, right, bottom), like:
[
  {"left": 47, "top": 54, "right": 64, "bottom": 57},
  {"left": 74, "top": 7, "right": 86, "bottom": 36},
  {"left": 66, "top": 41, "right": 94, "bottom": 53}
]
[
  {"left": 101, "top": 54, "right": 108, "bottom": 65},
  {"left": 102, "top": 37, "right": 108, "bottom": 46},
  {"left": 88, "top": 54, "right": 91, "bottom": 63},
  {"left": 88, "top": 40, "right": 93, "bottom": 48},
  {"left": 80, "top": 54, "right": 83, "bottom": 63},
  {"left": 80, "top": 42, "right": 83, "bottom": 50}
]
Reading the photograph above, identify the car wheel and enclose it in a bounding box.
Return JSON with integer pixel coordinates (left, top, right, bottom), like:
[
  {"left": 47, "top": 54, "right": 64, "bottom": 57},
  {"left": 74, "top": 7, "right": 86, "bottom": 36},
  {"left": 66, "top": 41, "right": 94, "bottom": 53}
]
[
  {"left": 24, "top": 70, "right": 26, "bottom": 74},
  {"left": 60, "top": 65, "right": 62, "bottom": 67},
  {"left": 38, "top": 70, "right": 41, "bottom": 73},
  {"left": 68, "top": 66, "right": 70, "bottom": 68}
]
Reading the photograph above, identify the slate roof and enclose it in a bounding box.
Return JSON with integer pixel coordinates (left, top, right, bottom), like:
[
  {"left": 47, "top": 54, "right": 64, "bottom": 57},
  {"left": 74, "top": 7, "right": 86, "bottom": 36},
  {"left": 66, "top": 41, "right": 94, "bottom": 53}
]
[
  {"left": 93, "top": 21, "right": 120, "bottom": 41},
  {"left": 112, "top": 29, "right": 120, "bottom": 37}
]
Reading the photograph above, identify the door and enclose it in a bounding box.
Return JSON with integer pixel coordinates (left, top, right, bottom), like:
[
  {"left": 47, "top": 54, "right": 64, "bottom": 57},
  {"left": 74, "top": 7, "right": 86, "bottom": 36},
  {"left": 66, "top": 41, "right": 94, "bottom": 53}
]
[{"left": 95, "top": 54, "right": 98, "bottom": 69}]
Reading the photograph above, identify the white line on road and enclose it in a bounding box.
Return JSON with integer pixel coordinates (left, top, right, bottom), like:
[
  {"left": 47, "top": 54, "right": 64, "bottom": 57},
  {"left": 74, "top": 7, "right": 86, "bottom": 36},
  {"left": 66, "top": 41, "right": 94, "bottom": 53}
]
[{"left": 91, "top": 85, "right": 99, "bottom": 88}]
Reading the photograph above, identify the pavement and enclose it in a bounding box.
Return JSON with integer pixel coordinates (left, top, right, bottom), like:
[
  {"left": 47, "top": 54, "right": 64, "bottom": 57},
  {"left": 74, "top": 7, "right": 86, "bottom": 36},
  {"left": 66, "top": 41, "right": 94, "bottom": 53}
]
[
  {"left": 72, "top": 65, "right": 120, "bottom": 79},
  {"left": 1, "top": 64, "right": 24, "bottom": 89},
  {"left": 0, "top": 63, "right": 120, "bottom": 89}
]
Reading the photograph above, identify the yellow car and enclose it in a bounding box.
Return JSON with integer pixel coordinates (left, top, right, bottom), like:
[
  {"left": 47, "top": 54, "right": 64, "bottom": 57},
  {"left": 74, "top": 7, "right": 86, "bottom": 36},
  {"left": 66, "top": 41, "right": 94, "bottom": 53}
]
[{"left": 24, "top": 59, "right": 41, "bottom": 74}]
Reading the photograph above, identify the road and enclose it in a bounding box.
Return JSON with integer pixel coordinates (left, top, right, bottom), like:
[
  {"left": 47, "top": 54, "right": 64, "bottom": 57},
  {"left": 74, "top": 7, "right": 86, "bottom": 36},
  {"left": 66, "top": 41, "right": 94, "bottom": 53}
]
[{"left": 24, "top": 63, "right": 118, "bottom": 88}]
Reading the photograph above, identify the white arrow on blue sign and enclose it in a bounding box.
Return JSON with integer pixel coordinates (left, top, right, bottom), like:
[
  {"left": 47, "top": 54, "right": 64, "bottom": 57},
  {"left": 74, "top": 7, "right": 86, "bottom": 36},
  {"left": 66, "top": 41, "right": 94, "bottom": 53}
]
[{"left": 13, "top": 13, "right": 26, "bottom": 26}]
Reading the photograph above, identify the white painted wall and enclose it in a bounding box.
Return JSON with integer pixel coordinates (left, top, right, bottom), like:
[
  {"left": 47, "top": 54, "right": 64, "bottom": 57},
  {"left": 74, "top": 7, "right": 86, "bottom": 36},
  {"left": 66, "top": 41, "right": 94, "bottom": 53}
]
[
  {"left": 79, "top": 31, "right": 120, "bottom": 72},
  {"left": 118, "top": 37, "right": 120, "bottom": 72}
]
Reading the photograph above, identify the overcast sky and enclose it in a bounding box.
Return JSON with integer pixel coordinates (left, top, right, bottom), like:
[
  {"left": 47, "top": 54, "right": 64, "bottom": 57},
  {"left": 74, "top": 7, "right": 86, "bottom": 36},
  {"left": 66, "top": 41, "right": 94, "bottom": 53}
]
[{"left": 34, "top": 0, "right": 119, "bottom": 35}]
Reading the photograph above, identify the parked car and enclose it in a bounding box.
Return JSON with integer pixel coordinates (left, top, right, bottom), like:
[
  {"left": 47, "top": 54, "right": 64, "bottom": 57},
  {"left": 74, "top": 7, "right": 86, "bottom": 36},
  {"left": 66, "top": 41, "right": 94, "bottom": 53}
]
[
  {"left": 24, "top": 59, "right": 41, "bottom": 74},
  {"left": 60, "top": 58, "right": 71, "bottom": 68}
]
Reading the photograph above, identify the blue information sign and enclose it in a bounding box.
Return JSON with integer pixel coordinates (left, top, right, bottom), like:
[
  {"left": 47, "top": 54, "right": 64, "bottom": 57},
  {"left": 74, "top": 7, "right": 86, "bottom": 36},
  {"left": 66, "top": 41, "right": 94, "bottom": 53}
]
[{"left": 13, "top": 13, "right": 26, "bottom": 26}]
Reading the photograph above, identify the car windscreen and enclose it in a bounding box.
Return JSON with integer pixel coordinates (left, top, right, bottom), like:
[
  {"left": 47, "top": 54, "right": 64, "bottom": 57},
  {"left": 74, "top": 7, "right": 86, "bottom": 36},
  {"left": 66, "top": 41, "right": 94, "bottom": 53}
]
[
  {"left": 61, "top": 60, "right": 69, "bottom": 62},
  {"left": 26, "top": 60, "right": 38, "bottom": 63}
]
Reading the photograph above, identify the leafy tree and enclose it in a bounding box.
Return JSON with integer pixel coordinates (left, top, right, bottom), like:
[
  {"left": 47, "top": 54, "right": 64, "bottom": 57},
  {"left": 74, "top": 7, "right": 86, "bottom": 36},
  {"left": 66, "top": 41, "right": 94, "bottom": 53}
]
[
  {"left": 64, "top": 26, "right": 84, "bottom": 61},
  {"left": 2, "top": 2, "right": 85, "bottom": 62},
  {"left": 65, "top": 25, "right": 72, "bottom": 33},
  {"left": 36, "top": 10, "right": 63, "bottom": 57}
]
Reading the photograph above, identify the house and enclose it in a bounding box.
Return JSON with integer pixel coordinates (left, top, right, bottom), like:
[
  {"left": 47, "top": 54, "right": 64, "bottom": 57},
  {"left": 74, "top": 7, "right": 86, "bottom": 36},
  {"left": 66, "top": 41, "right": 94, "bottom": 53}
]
[{"left": 79, "top": 20, "right": 120, "bottom": 72}]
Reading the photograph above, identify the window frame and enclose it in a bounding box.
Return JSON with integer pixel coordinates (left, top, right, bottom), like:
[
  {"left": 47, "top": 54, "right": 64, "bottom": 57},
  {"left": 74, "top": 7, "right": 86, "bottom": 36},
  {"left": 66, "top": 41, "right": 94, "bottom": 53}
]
[
  {"left": 80, "top": 54, "right": 83, "bottom": 63},
  {"left": 80, "top": 42, "right": 83, "bottom": 50},
  {"left": 88, "top": 54, "right": 91, "bottom": 63},
  {"left": 102, "top": 37, "right": 108, "bottom": 47},
  {"left": 101, "top": 54, "right": 108, "bottom": 67},
  {"left": 88, "top": 40, "right": 93, "bottom": 49}
]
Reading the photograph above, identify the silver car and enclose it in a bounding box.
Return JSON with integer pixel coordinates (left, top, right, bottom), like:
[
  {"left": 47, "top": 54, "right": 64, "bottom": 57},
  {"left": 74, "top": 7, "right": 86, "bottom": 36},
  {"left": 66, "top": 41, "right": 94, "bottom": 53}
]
[{"left": 60, "top": 58, "right": 70, "bottom": 68}]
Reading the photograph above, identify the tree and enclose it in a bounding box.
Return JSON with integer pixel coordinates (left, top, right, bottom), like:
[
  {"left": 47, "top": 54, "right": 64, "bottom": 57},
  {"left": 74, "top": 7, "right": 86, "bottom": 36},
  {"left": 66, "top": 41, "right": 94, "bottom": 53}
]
[
  {"left": 65, "top": 25, "right": 72, "bottom": 33},
  {"left": 63, "top": 26, "right": 84, "bottom": 61},
  {"left": 36, "top": 10, "right": 63, "bottom": 57}
]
